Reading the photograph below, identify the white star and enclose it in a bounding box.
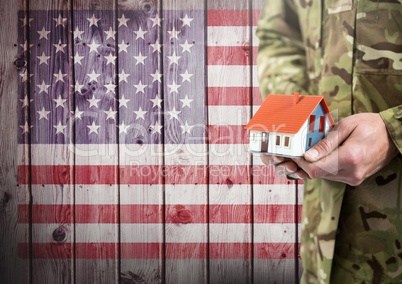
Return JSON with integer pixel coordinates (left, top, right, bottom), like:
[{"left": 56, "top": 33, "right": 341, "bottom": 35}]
[
  {"left": 20, "top": 17, "right": 33, "bottom": 27},
  {"left": 118, "top": 122, "right": 130, "bottom": 134},
  {"left": 167, "top": 81, "right": 181, "bottom": 94},
  {"left": 20, "top": 70, "right": 33, "bottom": 83},
  {"left": 150, "top": 42, "right": 163, "bottom": 53},
  {"left": 168, "top": 52, "right": 181, "bottom": 65},
  {"left": 150, "top": 95, "right": 163, "bottom": 108},
  {"left": 20, "top": 41, "right": 33, "bottom": 52},
  {"left": 180, "top": 40, "right": 194, "bottom": 53},
  {"left": 180, "top": 70, "right": 193, "bottom": 83},
  {"left": 37, "top": 27, "right": 50, "bottom": 40},
  {"left": 134, "top": 81, "right": 147, "bottom": 94},
  {"left": 134, "top": 52, "right": 147, "bottom": 65},
  {"left": 105, "top": 82, "right": 116, "bottom": 94},
  {"left": 53, "top": 95, "right": 67, "bottom": 108},
  {"left": 53, "top": 14, "right": 67, "bottom": 27},
  {"left": 54, "top": 121, "right": 67, "bottom": 135},
  {"left": 180, "top": 14, "right": 193, "bottom": 27},
  {"left": 87, "top": 70, "right": 100, "bottom": 82},
  {"left": 87, "top": 95, "right": 101, "bottom": 108},
  {"left": 134, "top": 107, "right": 147, "bottom": 120},
  {"left": 20, "top": 96, "right": 32, "bottom": 108},
  {"left": 20, "top": 122, "right": 31, "bottom": 134},
  {"left": 118, "top": 40, "right": 130, "bottom": 53},
  {"left": 181, "top": 121, "right": 193, "bottom": 134},
  {"left": 37, "top": 80, "right": 50, "bottom": 94},
  {"left": 72, "top": 107, "right": 84, "bottom": 120},
  {"left": 73, "top": 27, "right": 84, "bottom": 40},
  {"left": 118, "top": 95, "right": 130, "bottom": 108},
  {"left": 87, "top": 14, "right": 101, "bottom": 27},
  {"left": 104, "top": 26, "right": 116, "bottom": 40},
  {"left": 105, "top": 107, "right": 117, "bottom": 120},
  {"left": 168, "top": 107, "right": 181, "bottom": 120},
  {"left": 168, "top": 26, "right": 181, "bottom": 40},
  {"left": 134, "top": 26, "right": 147, "bottom": 40},
  {"left": 53, "top": 69, "right": 67, "bottom": 83},
  {"left": 150, "top": 70, "right": 162, "bottom": 83},
  {"left": 105, "top": 53, "right": 116, "bottom": 65},
  {"left": 53, "top": 40, "right": 67, "bottom": 53},
  {"left": 119, "top": 70, "right": 130, "bottom": 83},
  {"left": 87, "top": 40, "right": 100, "bottom": 53},
  {"left": 37, "top": 52, "right": 50, "bottom": 65},
  {"left": 37, "top": 107, "right": 51, "bottom": 120},
  {"left": 180, "top": 95, "right": 193, "bottom": 108},
  {"left": 150, "top": 15, "right": 162, "bottom": 27},
  {"left": 73, "top": 52, "right": 85, "bottom": 65},
  {"left": 87, "top": 121, "right": 100, "bottom": 135},
  {"left": 118, "top": 14, "right": 130, "bottom": 27},
  {"left": 151, "top": 121, "right": 163, "bottom": 134},
  {"left": 74, "top": 82, "right": 84, "bottom": 93}
]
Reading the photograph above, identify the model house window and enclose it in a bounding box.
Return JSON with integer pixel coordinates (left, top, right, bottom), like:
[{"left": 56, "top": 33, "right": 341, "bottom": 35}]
[
  {"left": 309, "top": 115, "right": 315, "bottom": 132},
  {"left": 276, "top": 135, "right": 281, "bottom": 146},
  {"left": 308, "top": 137, "right": 313, "bottom": 148},
  {"left": 252, "top": 133, "right": 256, "bottom": 141},
  {"left": 284, "top": 136, "right": 290, "bottom": 148},
  {"left": 319, "top": 116, "right": 325, "bottom": 133}
]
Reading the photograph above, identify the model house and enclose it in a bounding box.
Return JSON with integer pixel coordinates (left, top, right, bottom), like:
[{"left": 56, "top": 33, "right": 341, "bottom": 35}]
[{"left": 245, "top": 92, "right": 335, "bottom": 157}]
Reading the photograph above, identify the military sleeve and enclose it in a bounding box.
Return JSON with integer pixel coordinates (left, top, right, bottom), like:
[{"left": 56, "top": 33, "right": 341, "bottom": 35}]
[
  {"left": 380, "top": 107, "right": 402, "bottom": 155},
  {"left": 256, "top": 0, "right": 308, "bottom": 100}
]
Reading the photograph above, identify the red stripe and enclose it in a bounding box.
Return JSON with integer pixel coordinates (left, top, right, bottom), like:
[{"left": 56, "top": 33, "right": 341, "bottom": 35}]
[
  {"left": 207, "top": 47, "right": 258, "bottom": 65},
  {"left": 19, "top": 242, "right": 297, "bottom": 259},
  {"left": 207, "top": 10, "right": 260, "bottom": 26},
  {"left": 207, "top": 87, "right": 261, "bottom": 106},
  {"left": 208, "top": 125, "right": 249, "bottom": 144},
  {"left": 18, "top": 165, "right": 285, "bottom": 185},
  {"left": 19, "top": 204, "right": 299, "bottom": 224}
]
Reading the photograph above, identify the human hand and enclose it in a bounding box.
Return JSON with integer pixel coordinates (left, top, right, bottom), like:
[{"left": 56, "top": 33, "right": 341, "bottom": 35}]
[
  {"left": 289, "top": 113, "right": 399, "bottom": 186},
  {"left": 260, "top": 155, "right": 300, "bottom": 178}
]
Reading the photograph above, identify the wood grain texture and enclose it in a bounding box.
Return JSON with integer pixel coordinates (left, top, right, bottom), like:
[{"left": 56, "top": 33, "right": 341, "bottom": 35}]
[
  {"left": 73, "top": 0, "right": 119, "bottom": 283},
  {"left": 0, "top": 0, "right": 29, "bottom": 283},
  {"left": 206, "top": 0, "right": 253, "bottom": 283}
]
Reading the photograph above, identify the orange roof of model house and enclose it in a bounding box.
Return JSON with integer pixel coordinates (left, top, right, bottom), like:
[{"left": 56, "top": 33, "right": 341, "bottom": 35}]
[{"left": 245, "top": 92, "right": 335, "bottom": 134}]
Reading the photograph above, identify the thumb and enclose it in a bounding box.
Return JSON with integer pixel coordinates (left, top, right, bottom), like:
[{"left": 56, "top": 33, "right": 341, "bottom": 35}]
[{"left": 304, "top": 126, "right": 341, "bottom": 162}]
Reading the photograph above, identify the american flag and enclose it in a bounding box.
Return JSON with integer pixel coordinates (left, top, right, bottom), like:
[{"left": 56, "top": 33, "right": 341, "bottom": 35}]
[{"left": 17, "top": 1, "right": 301, "bottom": 283}]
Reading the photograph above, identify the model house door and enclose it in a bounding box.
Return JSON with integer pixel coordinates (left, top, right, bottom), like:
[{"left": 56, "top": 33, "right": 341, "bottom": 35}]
[{"left": 261, "top": 132, "right": 268, "bottom": 152}]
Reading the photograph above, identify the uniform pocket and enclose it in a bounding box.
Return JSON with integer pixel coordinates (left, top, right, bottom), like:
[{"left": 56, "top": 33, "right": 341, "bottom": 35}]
[{"left": 355, "top": 3, "right": 402, "bottom": 74}]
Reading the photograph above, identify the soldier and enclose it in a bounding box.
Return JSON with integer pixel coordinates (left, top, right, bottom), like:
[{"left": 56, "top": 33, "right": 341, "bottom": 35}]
[{"left": 256, "top": 0, "right": 402, "bottom": 283}]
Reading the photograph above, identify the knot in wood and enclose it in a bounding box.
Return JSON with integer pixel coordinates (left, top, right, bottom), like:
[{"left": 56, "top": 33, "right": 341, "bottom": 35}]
[
  {"left": 170, "top": 205, "right": 192, "bottom": 224},
  {"left": 14, "top": 57, "right": 26, "bottom": 69},
  {"left": 52, "top": 226, "right": 67, "bottom": 243}
]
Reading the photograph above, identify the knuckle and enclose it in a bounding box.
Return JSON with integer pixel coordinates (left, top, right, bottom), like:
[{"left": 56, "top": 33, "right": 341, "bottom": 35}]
[
  {"left": 315, "top": 138, "right": 333, "bottom": 153},
  {"left": 343, "top": 148, "right": 363, "bottom": 166}
]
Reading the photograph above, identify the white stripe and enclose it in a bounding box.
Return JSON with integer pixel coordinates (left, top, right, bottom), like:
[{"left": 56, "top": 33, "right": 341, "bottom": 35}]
[
  {"left": 164, "top": 144, "right": 208, "bottom": 165},
  {"left": 207, "top": 26, "right": 258, "bottom": 47},
  {"left": 166, "top": 185, "right": 207, "bottom": 205},
  {"left": 207, "top": 65, "right": 258, "bottom": 87},
  {"left": 165, "top": 224, "right": 208, "bottom": 243},
  {"left": 254, "top": 223, "right": 300, "bottom": 243},
  {"left": 27, "top": 223, "right": 297, "bottom": 243},
  {"left": 254, "top": 184, "right": 303, "bottom": 205},
  {"left": 209, "top": 185, "right": 251, "bottom": 205},
  {"left": 208, "top": 105, "right": 250, "bottom": 125},
  {"left": 210, "top": 224, "right": 251, "bottom": 242},
  {"left": 209, "top": 144, "right": 251, "bottom": 165}
]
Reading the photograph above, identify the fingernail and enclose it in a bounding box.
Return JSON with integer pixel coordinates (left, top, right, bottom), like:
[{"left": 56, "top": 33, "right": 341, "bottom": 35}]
[
  {"left": 287, "top": 173, "right": 302, "bottom": 180},
  {"left": 305, "top": 148, "right": 319, "bottom": 161}
]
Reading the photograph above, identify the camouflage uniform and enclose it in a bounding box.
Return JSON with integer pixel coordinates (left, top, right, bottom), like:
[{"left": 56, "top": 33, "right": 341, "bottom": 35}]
[{"left": 256, "top": 0, "right": 402, "bottom": 283}]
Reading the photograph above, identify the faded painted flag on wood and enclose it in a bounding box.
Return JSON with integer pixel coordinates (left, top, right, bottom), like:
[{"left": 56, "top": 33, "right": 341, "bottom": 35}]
[{"left": 16, "top": 0, "right": 301, "bottom": 283}]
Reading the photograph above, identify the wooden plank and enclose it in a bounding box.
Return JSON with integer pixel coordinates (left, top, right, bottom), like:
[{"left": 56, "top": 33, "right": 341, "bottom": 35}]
[
  {"left": 206, "top": 0, "right": 253, "bottom": 283},
  {"left": 163, "top": 0, "right": 208, "bottom": 282},
  {"left": 72, "top": 0, "right": 119, "bottom": 283},
  {"left": 0, "top": 0, "right": 29, "bottom": 283},
  {"left": 116, "top": 0, "right": 165, "bottom": 282},
  {"left": 22, "top": 0, "right": 75, "bottom": 283}
]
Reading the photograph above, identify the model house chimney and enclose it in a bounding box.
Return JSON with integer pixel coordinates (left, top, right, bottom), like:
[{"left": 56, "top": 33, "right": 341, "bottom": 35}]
[{"left": 293, "top": 92, "right": 300, "bottom": 104}]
